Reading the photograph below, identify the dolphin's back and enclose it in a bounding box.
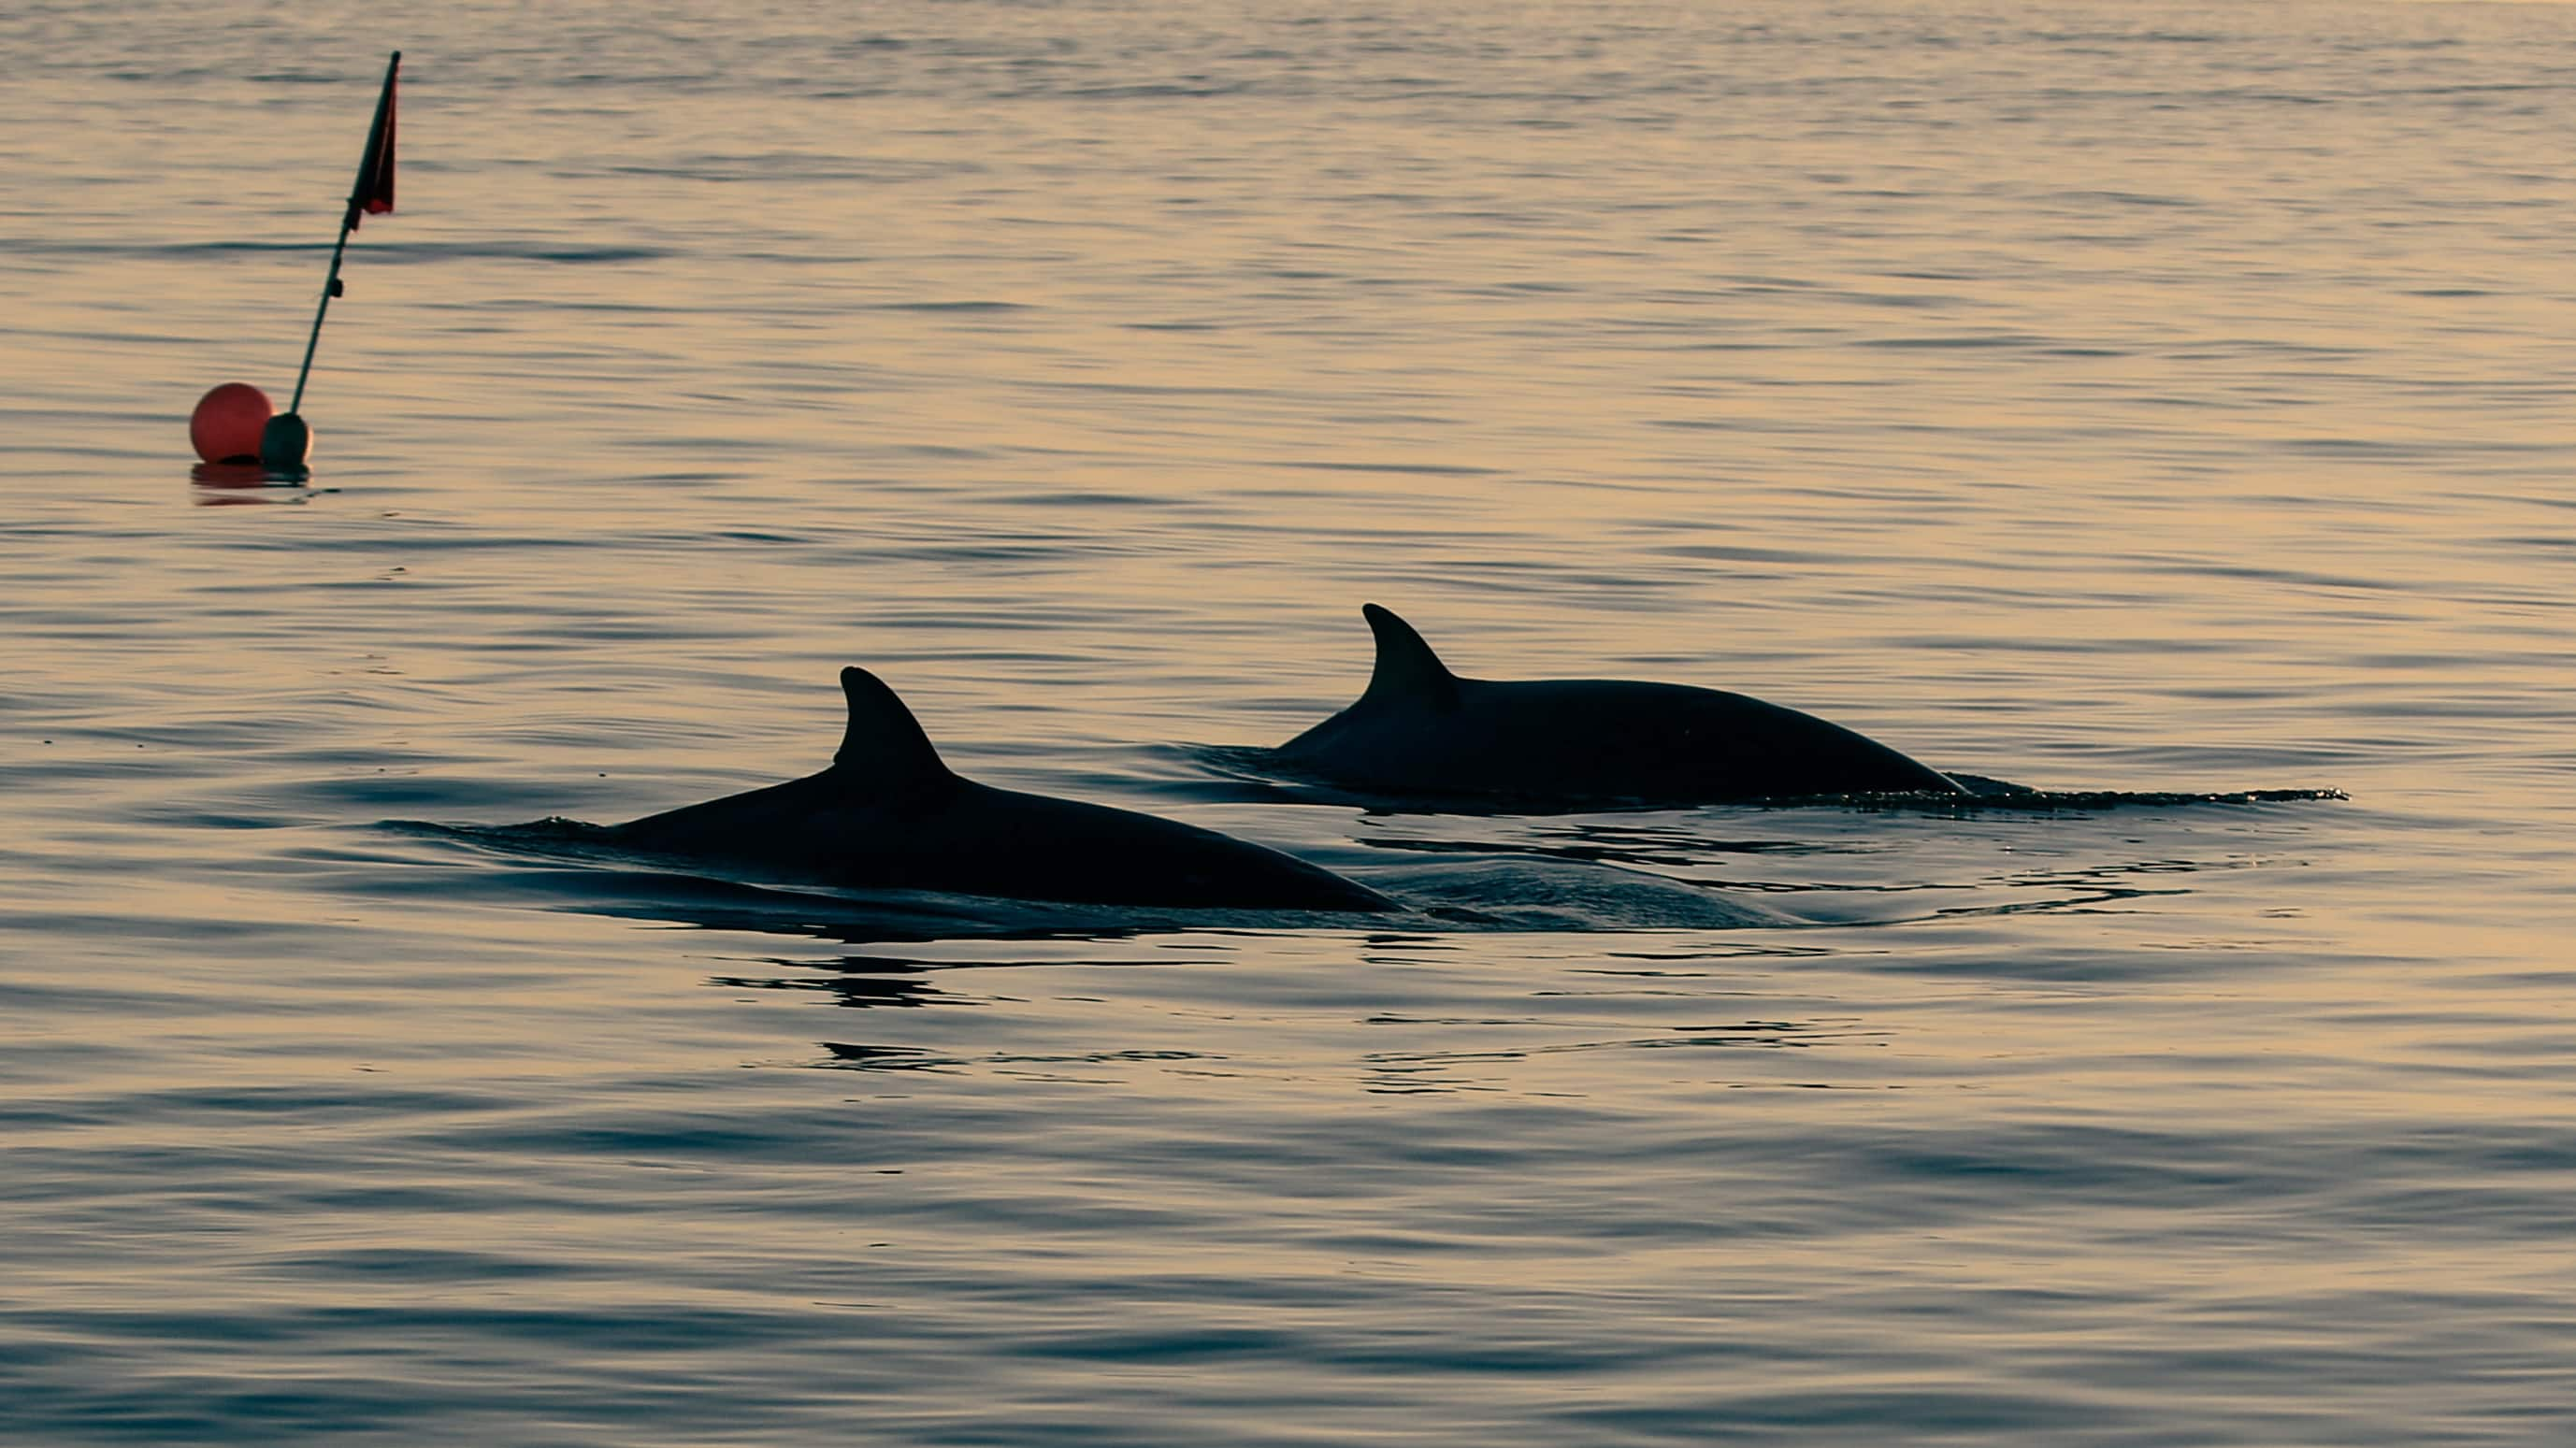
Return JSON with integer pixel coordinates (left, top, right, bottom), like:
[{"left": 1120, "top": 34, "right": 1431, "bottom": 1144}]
[
  {"left": 620, "top": 777, "right": 1381, "bottom": 910},
  {"left": 1488, "top": 678, "right": 1961, "bottom": 799},
  {"left": 915, "top": 783, "right": 1388, "bottom": 910},
  {"left": 1275, "top": 607, "right": 1966, "bottom": 805},
  {"left": 1285, "top": 677, "right": 1957, "bottom": 802},
  {"left": 605, "top": 667, "right": 1389, "bottom": 911}
]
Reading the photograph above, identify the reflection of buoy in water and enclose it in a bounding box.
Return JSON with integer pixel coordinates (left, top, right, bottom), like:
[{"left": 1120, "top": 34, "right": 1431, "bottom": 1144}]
[
  {"left": 259, "top": 412, "right": 313, "bottom": 472},
  {"left": 189, "top": 382, "right": 272, "bottom": 465},
  {"left": 189, "top": 462, "right": 272, "bottom": 488}
]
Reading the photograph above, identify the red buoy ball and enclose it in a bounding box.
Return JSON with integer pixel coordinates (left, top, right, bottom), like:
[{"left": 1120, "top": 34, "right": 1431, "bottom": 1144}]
[{"left": 190, "top": 382, "right": 273, "bottom": 465}]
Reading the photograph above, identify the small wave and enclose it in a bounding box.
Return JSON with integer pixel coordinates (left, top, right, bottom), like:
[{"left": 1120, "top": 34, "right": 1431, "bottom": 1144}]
[
  {"left": 391, "top": 816, "right": 1787, "bottom": 939},
  {"left": 1816, "top": 785, "right": 2346, "bottom": 812},
  {"left": 873, "top": 300, "right": 1033, "bottom": 313},
  {"left": 1176, "top": 745, "right": 2343, "bottom": 815},
  {"left": 1, "top": 238, "right": 676, "bottom": 265},
  {"left": 394, "top": 819, "right": 1393, "bottom": 942}
]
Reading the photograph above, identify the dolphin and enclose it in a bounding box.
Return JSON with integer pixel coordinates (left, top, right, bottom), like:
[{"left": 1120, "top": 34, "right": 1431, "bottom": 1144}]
[
  {"left": 609, "top": 667, "right": 1390, "bottom": 911},
  {"left": 1270, "top": 605, "right": 1970, "bottom": 805}
]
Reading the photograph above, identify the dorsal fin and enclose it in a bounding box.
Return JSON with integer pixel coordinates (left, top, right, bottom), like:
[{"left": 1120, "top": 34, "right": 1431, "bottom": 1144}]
[
  {"left": 1360, "top": 603, "right": 1461, "bottom": 711},
  {"left": 832, "top": 667, "right": 958, "bottom": 790}
]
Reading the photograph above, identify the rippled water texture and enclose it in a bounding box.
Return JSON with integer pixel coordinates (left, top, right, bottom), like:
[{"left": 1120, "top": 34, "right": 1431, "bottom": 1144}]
[{"left": 4, "top": 0, "right": 2573, "bottom": 1442}]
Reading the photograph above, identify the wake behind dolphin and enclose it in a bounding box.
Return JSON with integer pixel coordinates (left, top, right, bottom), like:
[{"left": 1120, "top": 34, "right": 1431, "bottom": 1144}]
[
  {"left": 494, "top": 667, "right": 1390, "bottom": 912},
  {"left": 1267, "top": 604, "right": 1974, "bottom": 809}
]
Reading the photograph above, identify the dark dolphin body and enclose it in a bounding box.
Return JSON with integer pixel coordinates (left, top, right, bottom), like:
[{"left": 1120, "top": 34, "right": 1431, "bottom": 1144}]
[
  {"left": 1272, "top": 605, "right": 1970, "bottom": 806},
  {"left": 611, "top": 667, "right": 1389, "bottom": 911}
]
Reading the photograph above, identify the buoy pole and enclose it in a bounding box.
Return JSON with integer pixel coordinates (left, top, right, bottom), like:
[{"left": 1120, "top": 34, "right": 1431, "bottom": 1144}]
[
  {"left": 264, "top": 50, "right": 400, "bottom": 471},
  {"left": 285, "top": 208, "right": 362, "bottom": 416}
]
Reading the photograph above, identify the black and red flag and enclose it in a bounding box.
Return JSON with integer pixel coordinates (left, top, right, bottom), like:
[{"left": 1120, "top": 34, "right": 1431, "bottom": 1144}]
[{"left": 350, "top": 53, "right": 397, "bottom": 227}]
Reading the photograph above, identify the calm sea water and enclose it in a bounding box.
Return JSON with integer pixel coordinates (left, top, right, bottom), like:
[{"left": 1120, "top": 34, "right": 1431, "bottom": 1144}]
[{"left": 6, "top": 0, "right": 2574, "bottom": 1441}]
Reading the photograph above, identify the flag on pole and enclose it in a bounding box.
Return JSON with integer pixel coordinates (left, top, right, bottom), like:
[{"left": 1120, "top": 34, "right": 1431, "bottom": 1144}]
[
  {"left": 349, "top": 54, "right": 398, "bottom": 228},
  {"left": 277, "top": 50, "right": 404, "bottom": 437}
]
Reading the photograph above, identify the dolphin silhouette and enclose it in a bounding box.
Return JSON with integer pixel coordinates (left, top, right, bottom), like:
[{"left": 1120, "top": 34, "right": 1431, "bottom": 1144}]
[
  {"left": 1271, "top": 605, "right": 1969, "bottom": 805},
  {"left": 611, "top": 667, "right": 1390, "bottom": 910}
]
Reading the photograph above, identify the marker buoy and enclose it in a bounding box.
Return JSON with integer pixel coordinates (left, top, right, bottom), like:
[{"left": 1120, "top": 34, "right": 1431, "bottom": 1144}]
[
  {"left": 189, "top": 382, "right": 272, "bottom": 465},
  {"left": 259, "top": 412, "right": 313, "bottom": 473},
  {"left": 200, "top": 52, "right": 401, "bottom": 479}
]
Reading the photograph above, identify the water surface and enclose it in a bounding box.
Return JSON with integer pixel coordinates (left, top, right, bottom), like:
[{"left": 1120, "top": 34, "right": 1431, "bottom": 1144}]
[{"left": 4, "top": 1, "right": 2573, "bottom": 1442}]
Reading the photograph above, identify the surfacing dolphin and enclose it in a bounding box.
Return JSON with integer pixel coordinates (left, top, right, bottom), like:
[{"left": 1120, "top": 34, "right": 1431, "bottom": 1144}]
[
  {"left": 609, "top": 667, "right": 1389, "bottom": 911},
  {"left": 1270, "top": 605, "right": 1971, "bottom": 806}
]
